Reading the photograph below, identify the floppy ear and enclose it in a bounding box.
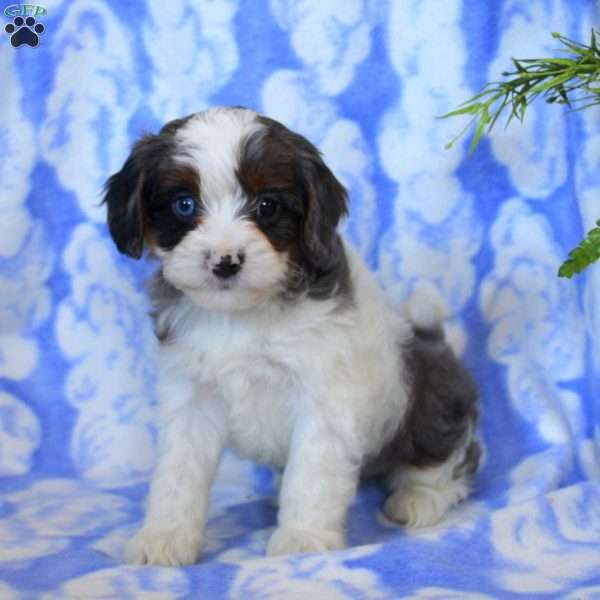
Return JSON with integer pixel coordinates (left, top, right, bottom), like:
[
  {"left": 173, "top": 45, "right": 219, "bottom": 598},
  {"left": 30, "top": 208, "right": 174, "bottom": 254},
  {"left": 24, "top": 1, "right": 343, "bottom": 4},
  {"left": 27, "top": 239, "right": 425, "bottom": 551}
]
[
  {"left": 301, "top": 153, "right": 348, "bottom": 271},
  {"left": 103, "top": 134, "right": 169, "bottom": 258}
]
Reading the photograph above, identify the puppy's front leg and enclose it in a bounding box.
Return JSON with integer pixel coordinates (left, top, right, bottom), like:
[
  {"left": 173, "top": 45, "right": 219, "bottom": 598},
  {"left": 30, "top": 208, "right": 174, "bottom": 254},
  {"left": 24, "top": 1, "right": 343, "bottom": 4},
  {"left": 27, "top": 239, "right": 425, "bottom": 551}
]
[
  {"left": 125, "top": 378, "right": 226, "bottom": 566},
  {"left": 267, "top": 417, "right": 360, "bottom": 556}
]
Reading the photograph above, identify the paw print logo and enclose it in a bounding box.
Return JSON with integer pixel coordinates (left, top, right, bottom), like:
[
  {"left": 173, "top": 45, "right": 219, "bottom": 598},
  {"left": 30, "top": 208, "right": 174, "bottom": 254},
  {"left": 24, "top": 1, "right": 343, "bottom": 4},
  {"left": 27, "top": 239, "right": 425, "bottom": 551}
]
[{"left": 5, "top": 16, "right": 45, "bottom": 48}]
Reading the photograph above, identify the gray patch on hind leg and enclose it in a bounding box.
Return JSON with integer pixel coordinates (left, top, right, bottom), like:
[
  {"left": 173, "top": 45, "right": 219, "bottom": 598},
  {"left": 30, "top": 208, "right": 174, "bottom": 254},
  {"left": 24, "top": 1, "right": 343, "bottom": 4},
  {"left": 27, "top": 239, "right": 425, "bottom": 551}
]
[{"left": 364, "top": 324, "right": 480, "bottom": 479}]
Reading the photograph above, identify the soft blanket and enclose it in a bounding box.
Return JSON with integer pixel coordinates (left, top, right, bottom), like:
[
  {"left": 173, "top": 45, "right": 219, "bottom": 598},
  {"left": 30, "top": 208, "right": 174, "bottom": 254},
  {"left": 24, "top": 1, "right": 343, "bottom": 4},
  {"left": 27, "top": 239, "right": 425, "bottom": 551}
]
[{"left": 1, "top": 0, "right": 600, "bottom": 597}]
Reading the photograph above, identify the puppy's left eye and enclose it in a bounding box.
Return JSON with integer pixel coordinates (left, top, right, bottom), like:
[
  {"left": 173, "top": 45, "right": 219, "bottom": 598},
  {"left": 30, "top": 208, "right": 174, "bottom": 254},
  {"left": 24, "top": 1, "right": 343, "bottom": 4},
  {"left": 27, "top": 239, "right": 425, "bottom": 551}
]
[
  {"left": 256, "top": 193, "right": 281, "bottom": 223},
  {"left": 171, "top": 196, "right": 197, "bottom": 221}
]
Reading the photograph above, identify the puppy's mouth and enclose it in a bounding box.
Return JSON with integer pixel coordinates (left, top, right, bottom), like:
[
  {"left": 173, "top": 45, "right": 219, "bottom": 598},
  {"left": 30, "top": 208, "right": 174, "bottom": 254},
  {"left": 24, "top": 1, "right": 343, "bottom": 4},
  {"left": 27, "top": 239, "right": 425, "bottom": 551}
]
[
  {"left": 176, "top": 276, "right": 239, "bottom": 295},
  {"left": 215, "top": 279, "right": 235, "bottom": 291},
  {"left": 210, "top": 267, "right": 242, "bottom": 289}
]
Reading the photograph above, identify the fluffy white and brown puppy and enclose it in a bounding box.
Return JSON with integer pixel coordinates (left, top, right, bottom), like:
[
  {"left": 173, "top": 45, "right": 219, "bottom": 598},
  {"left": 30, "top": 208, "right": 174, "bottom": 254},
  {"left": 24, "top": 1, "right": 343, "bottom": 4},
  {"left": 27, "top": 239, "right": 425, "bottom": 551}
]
[{"left": 104, "top": 107, "right": 481, "bottom": 566}]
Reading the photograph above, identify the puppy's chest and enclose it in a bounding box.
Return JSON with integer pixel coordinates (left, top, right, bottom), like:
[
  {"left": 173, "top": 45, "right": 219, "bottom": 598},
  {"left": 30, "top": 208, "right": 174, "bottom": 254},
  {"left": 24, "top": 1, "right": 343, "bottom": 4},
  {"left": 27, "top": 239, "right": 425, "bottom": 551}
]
[
  {"left": 220, "top": 355, "right": 297, "bottom": 465},
  {"left": 188, "top": 321, "right": 300, "bottom": 466}
]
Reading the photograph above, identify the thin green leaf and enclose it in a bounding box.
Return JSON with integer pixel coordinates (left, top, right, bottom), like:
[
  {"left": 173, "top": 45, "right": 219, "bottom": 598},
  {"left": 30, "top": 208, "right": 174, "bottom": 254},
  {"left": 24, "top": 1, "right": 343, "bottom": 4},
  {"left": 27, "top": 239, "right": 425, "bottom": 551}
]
[
  {"left": 444, "top": 115, "right": 478, "bottom": 150},
  {"left": 468, "top": 107, "right": 490, "bottom": 154},
  {"left": 512, "top": 58, "right": 527, "bottom": 73},
  {"left": 530, "top": 71, "right": 576, "bottom": 93},
  {"left": 488, "top": 96, "right": 510, "bottom": 130},
  {"left": 520, "top": 57, "right": 579, "bottom": 66},
  {"left": 440, "top": 103, "right": 483, "bottom": 118}
]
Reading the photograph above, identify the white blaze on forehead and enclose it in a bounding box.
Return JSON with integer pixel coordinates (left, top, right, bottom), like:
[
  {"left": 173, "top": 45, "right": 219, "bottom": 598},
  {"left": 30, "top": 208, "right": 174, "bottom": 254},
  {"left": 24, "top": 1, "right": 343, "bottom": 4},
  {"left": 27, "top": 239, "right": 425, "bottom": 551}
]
[{"left": 174, "top": 107, "right": 263, "bottom": 212}]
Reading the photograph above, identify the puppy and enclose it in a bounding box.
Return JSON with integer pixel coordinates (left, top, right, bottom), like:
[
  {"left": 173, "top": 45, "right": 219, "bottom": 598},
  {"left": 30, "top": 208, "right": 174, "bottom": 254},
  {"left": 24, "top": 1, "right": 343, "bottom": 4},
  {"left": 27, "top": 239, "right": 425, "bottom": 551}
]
[{"left": 103, "top": 107, "right": 481, "bottom": 566}]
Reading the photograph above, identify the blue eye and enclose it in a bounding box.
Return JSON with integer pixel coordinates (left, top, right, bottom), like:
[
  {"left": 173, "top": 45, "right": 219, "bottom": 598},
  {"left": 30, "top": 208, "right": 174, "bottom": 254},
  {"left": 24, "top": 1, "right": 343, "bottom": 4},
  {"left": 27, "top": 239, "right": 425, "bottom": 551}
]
[{"left": 172, "top": 196, "right": 197, "bottom": 220}]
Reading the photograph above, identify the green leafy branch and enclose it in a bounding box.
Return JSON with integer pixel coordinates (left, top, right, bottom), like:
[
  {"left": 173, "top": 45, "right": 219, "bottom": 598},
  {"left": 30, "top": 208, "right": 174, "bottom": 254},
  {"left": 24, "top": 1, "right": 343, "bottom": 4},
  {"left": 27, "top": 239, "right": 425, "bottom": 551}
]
[
  {"left": 558, "top": 220, "right": 600, "bottom": 278},
  {"left": 442, "top": 30, "right": 600, "bottom": 277}
]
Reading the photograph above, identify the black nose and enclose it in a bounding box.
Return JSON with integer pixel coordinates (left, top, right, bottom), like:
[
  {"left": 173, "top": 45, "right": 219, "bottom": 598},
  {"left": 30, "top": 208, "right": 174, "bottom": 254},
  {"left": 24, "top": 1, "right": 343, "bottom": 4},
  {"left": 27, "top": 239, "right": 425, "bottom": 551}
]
[{"left": 212, "top": 254, "right": 242, "bottom": 279}]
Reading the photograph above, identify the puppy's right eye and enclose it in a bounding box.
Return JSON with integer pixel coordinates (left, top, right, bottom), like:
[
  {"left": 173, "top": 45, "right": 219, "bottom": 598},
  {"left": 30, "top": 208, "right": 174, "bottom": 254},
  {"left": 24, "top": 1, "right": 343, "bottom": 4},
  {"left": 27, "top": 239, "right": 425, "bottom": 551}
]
[{"left": 171, "top": 196, "right": 197, "bottom": 221}]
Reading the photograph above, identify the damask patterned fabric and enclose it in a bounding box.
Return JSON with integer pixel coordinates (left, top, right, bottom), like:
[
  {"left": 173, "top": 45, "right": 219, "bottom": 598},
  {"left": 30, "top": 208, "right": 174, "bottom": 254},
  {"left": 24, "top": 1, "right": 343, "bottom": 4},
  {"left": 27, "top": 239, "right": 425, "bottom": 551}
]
[{"left": 1, "top": 0, "right": 599, "bottom": 597}]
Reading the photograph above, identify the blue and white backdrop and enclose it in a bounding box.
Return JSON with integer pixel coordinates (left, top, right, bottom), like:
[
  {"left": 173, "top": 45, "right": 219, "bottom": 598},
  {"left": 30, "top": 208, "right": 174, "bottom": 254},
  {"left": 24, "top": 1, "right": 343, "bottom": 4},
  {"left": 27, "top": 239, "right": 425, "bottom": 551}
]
[{"left": 1, "top": 0, "right": 600, "bottom": 597}]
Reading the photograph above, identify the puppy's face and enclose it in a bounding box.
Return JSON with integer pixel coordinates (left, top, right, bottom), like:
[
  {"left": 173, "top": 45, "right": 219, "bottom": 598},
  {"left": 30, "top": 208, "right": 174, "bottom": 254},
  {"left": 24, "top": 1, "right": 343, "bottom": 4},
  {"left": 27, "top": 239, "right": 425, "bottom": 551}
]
[{"left": 104, "top": 108, "right": 348, "bottom": 311}]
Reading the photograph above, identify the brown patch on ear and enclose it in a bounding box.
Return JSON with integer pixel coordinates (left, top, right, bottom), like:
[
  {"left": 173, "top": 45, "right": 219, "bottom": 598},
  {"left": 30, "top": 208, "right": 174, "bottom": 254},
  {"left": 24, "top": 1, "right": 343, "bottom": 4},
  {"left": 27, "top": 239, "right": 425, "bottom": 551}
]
[
  {"left": 237, "top": 116, "right": 352, "bottom": 302},
  {"left": 301, "top": 158, "right": 348, "bottom": 272},
  {"left": 237, "top": 129, "right": 297, "bottom": 196},
  {"left": 239, "top": 117, "right": 348, "bottom": 271},
  {"left": 103, "top": 145, "right": 148, "bottom": 258},
  {"left": 103, "top": 133, "right": 181, "bottom": 257}
]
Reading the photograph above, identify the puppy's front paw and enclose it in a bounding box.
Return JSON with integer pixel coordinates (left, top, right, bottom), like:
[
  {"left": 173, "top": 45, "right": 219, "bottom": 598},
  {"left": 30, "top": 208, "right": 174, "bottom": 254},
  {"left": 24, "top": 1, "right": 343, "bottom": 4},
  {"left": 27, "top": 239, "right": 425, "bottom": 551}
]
[
  {"left": 124, "top": 525, "right": 202, "bottom": 566},
  {"left": 266, "top": 526, "right": 344, "bottom": 556}
]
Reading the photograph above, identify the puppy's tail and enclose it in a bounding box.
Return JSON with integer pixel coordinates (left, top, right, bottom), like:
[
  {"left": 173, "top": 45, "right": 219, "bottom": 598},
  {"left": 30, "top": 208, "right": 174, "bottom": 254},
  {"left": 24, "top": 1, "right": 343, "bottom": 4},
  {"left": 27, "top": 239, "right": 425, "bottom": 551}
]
[{"left": 403, "top": 285, "right": 450, "bottom": 342}]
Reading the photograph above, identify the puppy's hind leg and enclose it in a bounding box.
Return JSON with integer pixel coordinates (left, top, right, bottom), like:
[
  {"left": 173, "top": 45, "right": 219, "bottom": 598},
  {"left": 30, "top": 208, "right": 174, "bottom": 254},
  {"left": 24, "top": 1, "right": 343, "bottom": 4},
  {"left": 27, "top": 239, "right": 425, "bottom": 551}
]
[
  {"left": 382, "top": 317, "right": 482, "bottom": 528},
  {"left": 383, "top": 437, "right": 481, "bottom": 528}
]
